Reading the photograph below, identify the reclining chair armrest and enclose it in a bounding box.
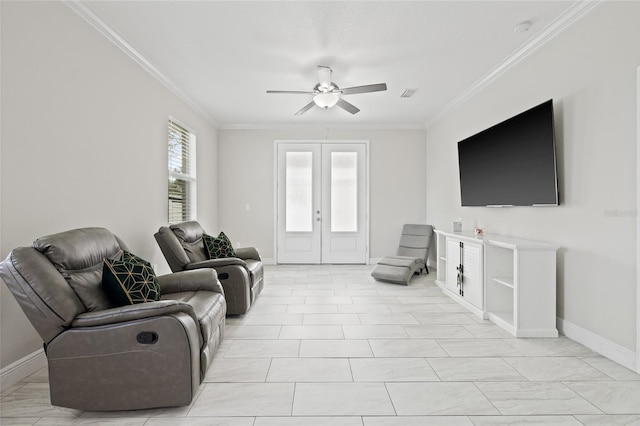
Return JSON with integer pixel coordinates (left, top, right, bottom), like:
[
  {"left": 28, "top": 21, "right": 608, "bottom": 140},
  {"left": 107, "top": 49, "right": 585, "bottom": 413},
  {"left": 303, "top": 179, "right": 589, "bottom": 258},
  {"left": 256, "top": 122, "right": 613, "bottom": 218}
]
[
  {"left": 157, "top": 269, "right": 224, "bottom": 295},
  {"left": 234, "top": 247, "right": 262, "bottom": 262},
  {"left": 186, "top": 257, "right": 247, "bottom": 270},
  {"left": 71, "top": 300, "right": 197, "bottom": 328}
]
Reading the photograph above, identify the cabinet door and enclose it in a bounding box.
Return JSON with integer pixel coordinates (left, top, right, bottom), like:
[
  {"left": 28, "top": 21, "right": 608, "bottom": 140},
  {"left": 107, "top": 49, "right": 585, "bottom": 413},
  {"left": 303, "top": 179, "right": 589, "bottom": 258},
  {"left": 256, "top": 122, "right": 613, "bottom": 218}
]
[
  {"left": 461, "top": 241, "right": 483, "bottom": 309},
  {"left": 445, "top": 239, "right": 461, "bottom": 294}
]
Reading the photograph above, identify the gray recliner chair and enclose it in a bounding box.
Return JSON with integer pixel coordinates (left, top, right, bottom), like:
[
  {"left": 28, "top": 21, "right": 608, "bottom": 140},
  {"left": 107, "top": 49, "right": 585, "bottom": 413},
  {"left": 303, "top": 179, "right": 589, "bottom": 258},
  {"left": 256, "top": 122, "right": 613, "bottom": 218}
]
[
  {"left": 154, "top": 221, "right": 264, "bottom": 315},
  {"left": 371, "top": 224, "right": 434, "bottom": 285},
  {"left": 0, "top": 227, "right": 226, "bottom": 411}
]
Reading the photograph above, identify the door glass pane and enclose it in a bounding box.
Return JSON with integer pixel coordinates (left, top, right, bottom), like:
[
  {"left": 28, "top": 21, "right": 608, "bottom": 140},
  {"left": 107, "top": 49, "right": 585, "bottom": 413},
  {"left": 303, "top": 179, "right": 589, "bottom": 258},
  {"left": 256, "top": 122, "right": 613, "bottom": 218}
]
[
  {"left": 331, "top": 152, "right": 358, "bottom": 232},
  {"left": 286, "top": 152, "right": 313, "bottom": 232}
]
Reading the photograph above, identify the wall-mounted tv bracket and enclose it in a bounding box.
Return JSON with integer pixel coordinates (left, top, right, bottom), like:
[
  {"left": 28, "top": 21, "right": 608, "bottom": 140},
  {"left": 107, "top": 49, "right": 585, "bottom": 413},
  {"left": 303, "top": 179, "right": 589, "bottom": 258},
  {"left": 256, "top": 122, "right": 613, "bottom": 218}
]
[{"left": 456, "top": 241, "right": 464, "bottom": 296}]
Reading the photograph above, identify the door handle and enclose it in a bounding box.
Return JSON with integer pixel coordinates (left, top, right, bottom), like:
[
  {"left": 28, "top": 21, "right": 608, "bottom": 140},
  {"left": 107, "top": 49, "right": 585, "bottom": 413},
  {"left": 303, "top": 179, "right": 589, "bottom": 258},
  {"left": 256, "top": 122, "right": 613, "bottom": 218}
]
[
  {"left": 458, "top": 241, "right": 464, "bottom": 296},
  {"left": 456, "top": 264, "right": 464, "bottom": 296}
]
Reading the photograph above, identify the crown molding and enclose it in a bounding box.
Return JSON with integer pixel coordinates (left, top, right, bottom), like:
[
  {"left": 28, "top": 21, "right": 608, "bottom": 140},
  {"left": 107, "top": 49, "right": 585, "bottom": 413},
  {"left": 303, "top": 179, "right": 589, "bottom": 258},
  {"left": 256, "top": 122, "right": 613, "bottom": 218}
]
[
  {"left": 64, "top": 0, "right": 220, "bottom": 128},
  {"left": 425, "top": 0, "right": 602, "bottom": 129},
  {"left": 65, "top": 0, "right": 600, "bottom": 132},
  {"left": 218, "top": 122, "right": 427, "bottom": 131}
]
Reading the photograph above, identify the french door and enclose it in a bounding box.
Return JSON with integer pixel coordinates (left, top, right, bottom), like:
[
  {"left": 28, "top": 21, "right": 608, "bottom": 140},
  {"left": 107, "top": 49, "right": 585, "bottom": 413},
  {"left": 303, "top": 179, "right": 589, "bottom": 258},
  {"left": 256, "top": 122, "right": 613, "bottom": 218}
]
[{"left": 276, "top": 142, "right": 368, "bottom": 264}]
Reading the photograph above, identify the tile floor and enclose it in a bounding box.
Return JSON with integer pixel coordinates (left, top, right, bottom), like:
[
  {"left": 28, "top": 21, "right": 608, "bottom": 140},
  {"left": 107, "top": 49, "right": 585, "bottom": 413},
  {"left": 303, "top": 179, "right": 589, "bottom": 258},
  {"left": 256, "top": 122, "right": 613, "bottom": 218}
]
[{"left": 2, "top": 264, "right": 640, "bottom": 425}]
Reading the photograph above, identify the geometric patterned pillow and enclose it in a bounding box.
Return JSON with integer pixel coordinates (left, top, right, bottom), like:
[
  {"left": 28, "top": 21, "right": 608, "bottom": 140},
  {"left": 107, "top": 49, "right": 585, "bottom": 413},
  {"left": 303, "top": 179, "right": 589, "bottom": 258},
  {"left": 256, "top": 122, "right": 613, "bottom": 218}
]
[
  {"left": 102, "top": 256, "right": 161, "bottom": 306},
  {"left": 203, "top": 232, "right": 236, "bottom": 259},
  {"left": 121, "top": 250, "right": 153, "bottom": 268}
]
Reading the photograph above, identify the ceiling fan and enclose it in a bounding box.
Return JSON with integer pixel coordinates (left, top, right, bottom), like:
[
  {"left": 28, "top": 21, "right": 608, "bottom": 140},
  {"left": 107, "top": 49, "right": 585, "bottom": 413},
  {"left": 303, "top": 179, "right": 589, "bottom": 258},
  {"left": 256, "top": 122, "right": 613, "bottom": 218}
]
[{"left": 267, "top": 66, "right": 387, "bottom": 115}]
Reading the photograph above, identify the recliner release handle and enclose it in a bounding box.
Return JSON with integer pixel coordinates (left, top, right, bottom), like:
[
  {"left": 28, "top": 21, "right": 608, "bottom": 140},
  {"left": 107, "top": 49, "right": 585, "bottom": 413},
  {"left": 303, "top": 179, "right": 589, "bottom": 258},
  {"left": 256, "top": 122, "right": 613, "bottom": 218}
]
[{"left": 137, "top": 332, "right": 159, "bottom": 344}]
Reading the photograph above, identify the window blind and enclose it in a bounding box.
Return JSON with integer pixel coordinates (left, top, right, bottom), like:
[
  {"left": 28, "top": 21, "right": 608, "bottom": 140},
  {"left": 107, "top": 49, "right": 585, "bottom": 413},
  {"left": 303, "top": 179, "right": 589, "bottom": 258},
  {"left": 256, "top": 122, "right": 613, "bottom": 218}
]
[{"left": 168, "top": 118, "right": 196, "bottom": 224}]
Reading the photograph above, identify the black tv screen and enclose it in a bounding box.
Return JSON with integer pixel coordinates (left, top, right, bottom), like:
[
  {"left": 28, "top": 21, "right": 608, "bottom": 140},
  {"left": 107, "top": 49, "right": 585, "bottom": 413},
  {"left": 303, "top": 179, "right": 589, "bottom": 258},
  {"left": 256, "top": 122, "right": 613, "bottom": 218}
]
[{"left": 457, "top": 99, "right": 559, "bottom": 207}]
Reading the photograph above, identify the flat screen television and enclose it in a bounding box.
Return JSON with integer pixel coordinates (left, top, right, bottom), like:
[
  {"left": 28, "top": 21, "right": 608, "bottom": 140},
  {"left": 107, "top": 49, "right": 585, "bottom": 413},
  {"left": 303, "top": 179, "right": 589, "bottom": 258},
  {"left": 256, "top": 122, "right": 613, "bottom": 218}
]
[{"left": 457, "top": 99, "right": 559, "bottom": 207}]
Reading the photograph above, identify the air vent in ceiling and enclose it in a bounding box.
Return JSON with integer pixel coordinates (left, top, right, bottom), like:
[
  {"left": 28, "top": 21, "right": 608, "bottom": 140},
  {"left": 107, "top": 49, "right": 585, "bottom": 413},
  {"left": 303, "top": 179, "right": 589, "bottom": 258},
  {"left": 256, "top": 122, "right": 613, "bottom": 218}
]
[{"left": 400, "top": 89, "right": 418, "bottom": 98}]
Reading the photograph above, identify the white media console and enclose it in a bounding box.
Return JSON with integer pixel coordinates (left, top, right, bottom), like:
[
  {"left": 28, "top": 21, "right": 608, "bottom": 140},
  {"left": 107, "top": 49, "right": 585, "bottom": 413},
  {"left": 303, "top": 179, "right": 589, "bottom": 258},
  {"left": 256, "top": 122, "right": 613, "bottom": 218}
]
[{"left": 434, "top": 230, "right": 559, "bottom": 337}]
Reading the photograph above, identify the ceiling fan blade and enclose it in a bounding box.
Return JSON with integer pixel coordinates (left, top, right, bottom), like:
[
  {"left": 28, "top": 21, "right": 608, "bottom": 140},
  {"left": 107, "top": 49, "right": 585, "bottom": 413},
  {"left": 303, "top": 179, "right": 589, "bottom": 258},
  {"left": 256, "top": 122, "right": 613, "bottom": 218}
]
[
  {"left": 295, "top": 101, "right": 316, "bottom": 116},
  {"left": 317, "top": 66, "right": 332, "bottom": 89},
  {"left": 267, "top": 90, "right": 315, "bottom": 95},
  {"left": 340, "top": 83, "right": 387, "bottom": 95},
  {"left": 336, "top": 98, "right": 360, "bottom": 115}
]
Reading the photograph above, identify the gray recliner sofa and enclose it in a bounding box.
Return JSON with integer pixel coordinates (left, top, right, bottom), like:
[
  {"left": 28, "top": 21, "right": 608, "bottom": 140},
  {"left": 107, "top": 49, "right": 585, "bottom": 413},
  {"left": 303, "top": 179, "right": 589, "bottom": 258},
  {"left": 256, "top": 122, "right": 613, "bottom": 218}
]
[
  {"left": 0, "top": 227, "right": 226, "bottom": 411},
  {"left": 155, "top": 221, "right": 264, "bottom": 315}
]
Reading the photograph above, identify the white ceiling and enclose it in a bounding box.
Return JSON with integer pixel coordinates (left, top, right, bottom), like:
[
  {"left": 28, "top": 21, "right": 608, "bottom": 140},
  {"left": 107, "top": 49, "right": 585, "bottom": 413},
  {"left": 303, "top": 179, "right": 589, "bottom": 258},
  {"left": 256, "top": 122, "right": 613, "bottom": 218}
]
[{"left": 76, "top": 1, "right": 586, "bottom": 128}]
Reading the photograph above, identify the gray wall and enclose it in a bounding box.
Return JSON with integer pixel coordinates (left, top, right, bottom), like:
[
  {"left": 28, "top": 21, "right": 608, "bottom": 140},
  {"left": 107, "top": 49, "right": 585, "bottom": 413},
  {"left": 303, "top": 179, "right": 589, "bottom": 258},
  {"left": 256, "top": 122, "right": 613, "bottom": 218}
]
[
  {"left": 426, "top": 1, "right": 639, "bottom": 351},
  {"left": 217, "top": 128, "right": 427, "bottom": 261},
  {"left": 0, "top": 1, "right": 218, "bottom": 368}
]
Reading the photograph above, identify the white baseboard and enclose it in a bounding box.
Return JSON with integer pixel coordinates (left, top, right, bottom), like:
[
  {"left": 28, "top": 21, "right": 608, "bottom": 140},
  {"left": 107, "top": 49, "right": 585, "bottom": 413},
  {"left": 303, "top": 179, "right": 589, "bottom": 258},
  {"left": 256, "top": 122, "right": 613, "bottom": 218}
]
[
  {"left": 0, "top": 348, "right": 46, "bottom": 391},
  {"left": 557, "top": 317, "right": 637, "bottom": 372}
]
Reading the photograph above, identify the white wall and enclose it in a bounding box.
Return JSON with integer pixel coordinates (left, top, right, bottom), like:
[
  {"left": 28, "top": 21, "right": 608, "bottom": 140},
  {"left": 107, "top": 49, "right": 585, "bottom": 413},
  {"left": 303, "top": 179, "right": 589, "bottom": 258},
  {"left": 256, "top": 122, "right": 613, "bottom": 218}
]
[
  {"left": 218, "top": 128, "right": 427, "bottom": 261},
  {"left": 0, "top": 1, "right": 218, "bottom": 368},
  {"left": 426, "top": 1, "right": 639, "bottom": 352}
]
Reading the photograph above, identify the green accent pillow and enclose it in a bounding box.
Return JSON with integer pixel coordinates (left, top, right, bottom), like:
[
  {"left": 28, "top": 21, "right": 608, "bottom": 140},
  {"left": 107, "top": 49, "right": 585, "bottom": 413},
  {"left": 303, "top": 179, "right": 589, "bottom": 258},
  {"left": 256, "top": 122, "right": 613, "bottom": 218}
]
[
  {"left": 203, "top": 232, "right": 236, "bottom": 259},
  {"left": 121, "top": 250, "right": 152, "bottom": 267},
  {"left": 102, "top": 253, "right": 161, "bottom": 306}
]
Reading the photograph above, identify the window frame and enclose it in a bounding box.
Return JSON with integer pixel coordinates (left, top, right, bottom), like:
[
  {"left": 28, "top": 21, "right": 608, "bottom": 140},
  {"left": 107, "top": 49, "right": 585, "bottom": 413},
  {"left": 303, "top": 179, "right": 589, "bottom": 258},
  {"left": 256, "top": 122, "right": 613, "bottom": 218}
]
[{"left": 167, "top": 116, "right": 197, "bottom": 224}]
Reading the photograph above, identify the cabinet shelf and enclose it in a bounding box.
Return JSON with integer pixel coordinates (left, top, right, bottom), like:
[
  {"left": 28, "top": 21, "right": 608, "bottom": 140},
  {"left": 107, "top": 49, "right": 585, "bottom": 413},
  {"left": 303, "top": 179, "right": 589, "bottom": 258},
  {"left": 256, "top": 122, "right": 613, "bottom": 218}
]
[
  {"left": 493, "top": 277, "right": 514, "bottom": 289},
  {"left": 434, "top": 229, "right": 558, "bottom": 338}
]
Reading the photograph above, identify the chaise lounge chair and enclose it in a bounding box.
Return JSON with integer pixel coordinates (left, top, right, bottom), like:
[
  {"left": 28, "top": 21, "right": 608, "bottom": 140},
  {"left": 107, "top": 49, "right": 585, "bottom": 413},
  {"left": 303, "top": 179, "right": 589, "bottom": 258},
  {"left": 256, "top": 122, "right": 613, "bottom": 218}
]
[{"left": 371, "top": 224, "right": 434, "bottom": 285}]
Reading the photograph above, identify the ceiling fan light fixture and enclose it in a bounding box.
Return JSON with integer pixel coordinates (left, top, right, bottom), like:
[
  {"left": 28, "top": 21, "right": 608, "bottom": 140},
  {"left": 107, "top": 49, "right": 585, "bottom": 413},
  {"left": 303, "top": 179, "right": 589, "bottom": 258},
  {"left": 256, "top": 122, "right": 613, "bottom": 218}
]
[
  {"left": 267, "top": 65, "right": 387, "bottom": 115},
  {"left": 313, "top": 92, "right": 340, "bottom": 109}
]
